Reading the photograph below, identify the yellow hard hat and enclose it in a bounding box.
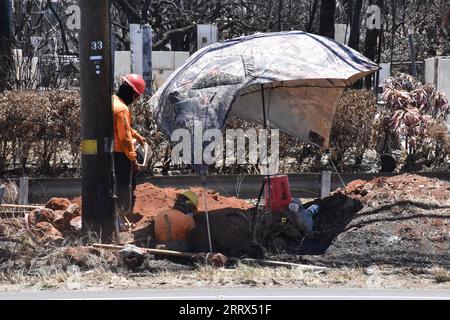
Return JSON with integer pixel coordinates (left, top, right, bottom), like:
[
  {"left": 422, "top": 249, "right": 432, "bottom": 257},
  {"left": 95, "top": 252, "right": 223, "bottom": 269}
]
[{"left": 177, "top": 190, "right": 199, "bottom": 209}]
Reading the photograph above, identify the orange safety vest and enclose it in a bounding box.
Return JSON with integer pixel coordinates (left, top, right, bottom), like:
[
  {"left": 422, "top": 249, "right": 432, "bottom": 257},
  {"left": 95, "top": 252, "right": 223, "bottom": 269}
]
[
  {"left": 112, "top": 95, "right": 143, "bottom": 161},
  {"left": 154, "top": 208, "right": 196, "bottom": 242}
]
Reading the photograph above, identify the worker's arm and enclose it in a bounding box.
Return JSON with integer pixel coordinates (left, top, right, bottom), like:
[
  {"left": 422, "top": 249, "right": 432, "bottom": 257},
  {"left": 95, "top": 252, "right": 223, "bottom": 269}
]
[
  {"left": 131, "top": 129, "right": 145, "bottom": 144},
  {"left": 116, "top": 110, "right": 137, "bottom": 161}
]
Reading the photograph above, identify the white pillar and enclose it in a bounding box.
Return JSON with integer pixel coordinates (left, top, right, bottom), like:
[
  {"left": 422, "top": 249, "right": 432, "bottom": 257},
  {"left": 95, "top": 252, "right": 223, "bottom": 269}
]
[
  {"left": 320, "top": 171, "right": 331, "bottom": 199},
  {"left": 142, "top": 24, "right": 152, "bottom": 95},
  {"left": 130, "top": 24, "right": 143, "bottom": 75},
  {"left": 19, "top": 177, "right": 28, "bottom": 205}
]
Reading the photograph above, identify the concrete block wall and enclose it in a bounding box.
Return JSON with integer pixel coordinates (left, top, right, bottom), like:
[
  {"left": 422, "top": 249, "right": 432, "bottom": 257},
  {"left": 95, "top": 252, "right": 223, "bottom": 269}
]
[
  {"left": 424, "top": 56, "right": 450, "bottom": 129},
  {"left": 113, "top": 50, "right": 190, "bottom": 91}
]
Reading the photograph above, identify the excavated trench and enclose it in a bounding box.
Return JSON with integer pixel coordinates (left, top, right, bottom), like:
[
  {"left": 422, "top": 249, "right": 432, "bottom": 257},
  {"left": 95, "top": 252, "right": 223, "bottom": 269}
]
[{"left": 1, "top": 174, "right": 449, "bottom": 269}]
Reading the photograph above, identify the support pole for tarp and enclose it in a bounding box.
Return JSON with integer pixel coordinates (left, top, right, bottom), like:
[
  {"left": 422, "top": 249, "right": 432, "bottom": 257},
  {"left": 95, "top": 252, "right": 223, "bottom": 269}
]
[
  {"left": 256, "top": 84, "right": 271, "bottom": 211},
  {"left": 201, "top": 175, "right": 213, "bottom": 253}
]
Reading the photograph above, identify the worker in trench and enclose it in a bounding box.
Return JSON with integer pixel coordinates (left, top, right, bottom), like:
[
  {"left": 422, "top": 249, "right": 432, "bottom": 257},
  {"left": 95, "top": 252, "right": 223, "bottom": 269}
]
[
  {"left": 113, "top": 74, "right": 147, "bottom": 229},
  {"left": 152, "top": 191, "right": 198, "bottom": 251}
]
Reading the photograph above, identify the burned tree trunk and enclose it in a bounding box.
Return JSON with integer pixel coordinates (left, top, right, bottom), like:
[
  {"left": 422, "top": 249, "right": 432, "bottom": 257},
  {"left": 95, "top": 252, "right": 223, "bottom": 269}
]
[
  {"left": 319, "top": 0, "right": 336, "bottom": 39},
  {"left": 0, "top": 0, "right": 13, "bottom": 92},
  {"left": 306, "top": 0, "right": 319, "bottom": 33},
  {"left": 348, "top": 0, "right": 363, "bottom": 51},
  {"left": 363, "top": 0, "right": 383, "bottom": 89}
]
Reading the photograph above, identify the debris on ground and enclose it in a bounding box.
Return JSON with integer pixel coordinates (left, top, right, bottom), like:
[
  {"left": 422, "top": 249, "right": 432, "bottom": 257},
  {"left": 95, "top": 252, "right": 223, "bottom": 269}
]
[
  {"left": 1, "top": 174, "right": 448, "bottom": 272},
  {"left": 298, "top": 174, "right": 450, "bottom": 267},
  {"left": 119, "top": 244, "right": 146, "bottom": 269}
]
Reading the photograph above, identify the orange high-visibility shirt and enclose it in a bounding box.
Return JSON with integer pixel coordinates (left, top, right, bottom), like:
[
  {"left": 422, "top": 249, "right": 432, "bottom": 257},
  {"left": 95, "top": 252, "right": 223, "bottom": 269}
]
[
  {"left": 154, "top": 208, "right": 196, "bottom": 242},
  {"left": 112, "top": 95, "right": 143, "bottom": 161}
]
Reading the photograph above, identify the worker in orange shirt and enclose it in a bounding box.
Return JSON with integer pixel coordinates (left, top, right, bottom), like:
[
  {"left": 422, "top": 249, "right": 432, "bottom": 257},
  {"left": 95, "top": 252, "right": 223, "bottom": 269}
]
[
  {"left": 113, "top": 74, "right": 146, "bottom": 217},
  {"left": 153, "top": 191, "right": 198, "bottom": 243}
]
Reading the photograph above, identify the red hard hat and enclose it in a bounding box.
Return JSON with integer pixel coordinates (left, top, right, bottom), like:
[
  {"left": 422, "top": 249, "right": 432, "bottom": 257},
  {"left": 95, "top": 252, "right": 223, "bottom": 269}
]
[{"left": 121, "top": 74, "right": 146, "bottom": 96}]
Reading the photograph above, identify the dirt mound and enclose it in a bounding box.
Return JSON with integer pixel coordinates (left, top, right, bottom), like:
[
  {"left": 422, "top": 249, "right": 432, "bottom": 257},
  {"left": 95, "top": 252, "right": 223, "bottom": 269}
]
[
  {"left": 132, "top": 183, "right": 252, "bottom": 228},
  {"left": 303, "top": 174, "right": 450, "bottom": 267},
  {"left": 72, "top": 183, "right": 251, "bottom": 224},
  {"left": 134, "top": 182, "right": 252, "bottom": 213},
  {"left": 71, "top": 183, "right": 253, "bottom": 251}
]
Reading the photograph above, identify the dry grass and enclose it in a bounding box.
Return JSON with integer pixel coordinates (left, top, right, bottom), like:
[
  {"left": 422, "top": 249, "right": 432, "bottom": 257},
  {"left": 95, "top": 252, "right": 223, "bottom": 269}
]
[
  {"left": 432, "top": 268, "right": 450, "bottom": 283},
  {"left": 1, "top": 222, "right": 449, "bottom": 292},
  {"left": 0, "top": 180, "right": 19, "bottom": 204},
  {"left": 1, "top": 258, "right": 449, "bottom": 292}
]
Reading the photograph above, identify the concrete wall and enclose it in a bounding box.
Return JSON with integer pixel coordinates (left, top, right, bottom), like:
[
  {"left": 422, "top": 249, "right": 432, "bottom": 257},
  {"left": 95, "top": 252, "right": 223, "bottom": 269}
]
[
  {"left": 152, "top": 51, "right": 190, "bottom": 90},
  {"left": 197, "top": 24, "right": 218, "bottom": 50},
  {"left": 129, "top": 24, "right": 143, "bottom": 75},
  {"left": 424, "top": 56, "right": 450, "bottom": 129},
  {"left": 114, "top": 50, "right": 190, "bottom": 91},
  {"left": 437, "top": 58, "right": 450, "bottom": 102},
  {"left": 424, "top": 57, "right": 437, "bottom": 85},
  {"left": 114, "top": 51, "right": 131, "bottom": 85},
  {"left": 334, "top": 24, "right": 350, "bottom": 45}
]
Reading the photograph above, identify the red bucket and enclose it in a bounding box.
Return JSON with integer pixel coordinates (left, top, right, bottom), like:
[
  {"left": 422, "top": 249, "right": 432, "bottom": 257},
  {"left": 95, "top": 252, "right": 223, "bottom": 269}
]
[{"left": 264, "top": 175, "right": 292, "bottom": 212}]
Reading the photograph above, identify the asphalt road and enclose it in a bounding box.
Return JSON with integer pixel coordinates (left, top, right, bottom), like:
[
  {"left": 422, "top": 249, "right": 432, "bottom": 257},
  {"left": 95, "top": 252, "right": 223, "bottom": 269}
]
[{"left": 0, "top": 288, "right": 449, "bottom": 300}]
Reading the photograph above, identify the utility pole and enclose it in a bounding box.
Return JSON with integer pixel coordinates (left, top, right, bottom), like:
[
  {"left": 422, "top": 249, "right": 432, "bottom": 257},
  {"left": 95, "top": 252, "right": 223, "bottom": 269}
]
[{"left": 79, "top": 0, "right": 114, "bottom": 241}]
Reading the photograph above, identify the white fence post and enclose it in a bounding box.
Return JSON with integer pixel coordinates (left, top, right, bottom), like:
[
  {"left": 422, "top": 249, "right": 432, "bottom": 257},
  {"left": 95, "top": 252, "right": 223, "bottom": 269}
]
[
  {"left": 130, "top": 23, "right": 143, "bottom": 75},
  {"left": 321, "top": 171, "right": 331, "bottom": 199},
  {"left": 0, "top": 184, "right": 5, "bottom": 204},
  {"left": 19, "top": 177, "right": 29, "bottom": 205}
]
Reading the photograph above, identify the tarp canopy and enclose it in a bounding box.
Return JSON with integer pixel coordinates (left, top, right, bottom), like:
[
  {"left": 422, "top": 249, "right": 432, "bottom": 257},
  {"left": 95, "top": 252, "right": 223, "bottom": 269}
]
[{"left": 147, "top": 31, "right": 379, "bottom": 173}]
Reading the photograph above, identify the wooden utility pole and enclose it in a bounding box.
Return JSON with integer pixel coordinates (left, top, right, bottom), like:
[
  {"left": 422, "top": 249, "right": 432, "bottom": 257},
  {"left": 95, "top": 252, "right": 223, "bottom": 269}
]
[{"left": 79, "top": 0, "right": 114, "bottom": 240}]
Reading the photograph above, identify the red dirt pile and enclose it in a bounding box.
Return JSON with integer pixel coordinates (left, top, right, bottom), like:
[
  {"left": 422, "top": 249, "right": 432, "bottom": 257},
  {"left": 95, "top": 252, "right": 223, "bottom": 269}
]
[
  {"left": 132, "top": 183, "right": 252, "bottom": 228},
  {"left": 72, "top": 183, "right": 252, "bottom": 229}
]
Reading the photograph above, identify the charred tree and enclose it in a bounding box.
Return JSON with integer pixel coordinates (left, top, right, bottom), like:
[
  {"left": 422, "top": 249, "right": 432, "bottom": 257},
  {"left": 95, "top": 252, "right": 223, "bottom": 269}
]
[
  {"left": 0, "top": 0, "right": 13, "bottom": 92},
  {"left": 363, "top": 0, "right": 383, "bottom": 89},
  {"left": 319, "top": 0, "right": 336, "bottom": 39},
  {"left": 348, "top": 0, "right": 363, "bottom": 51},
  {"left": 306, "top": 0, "right": 319, "bottom": 33}
]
